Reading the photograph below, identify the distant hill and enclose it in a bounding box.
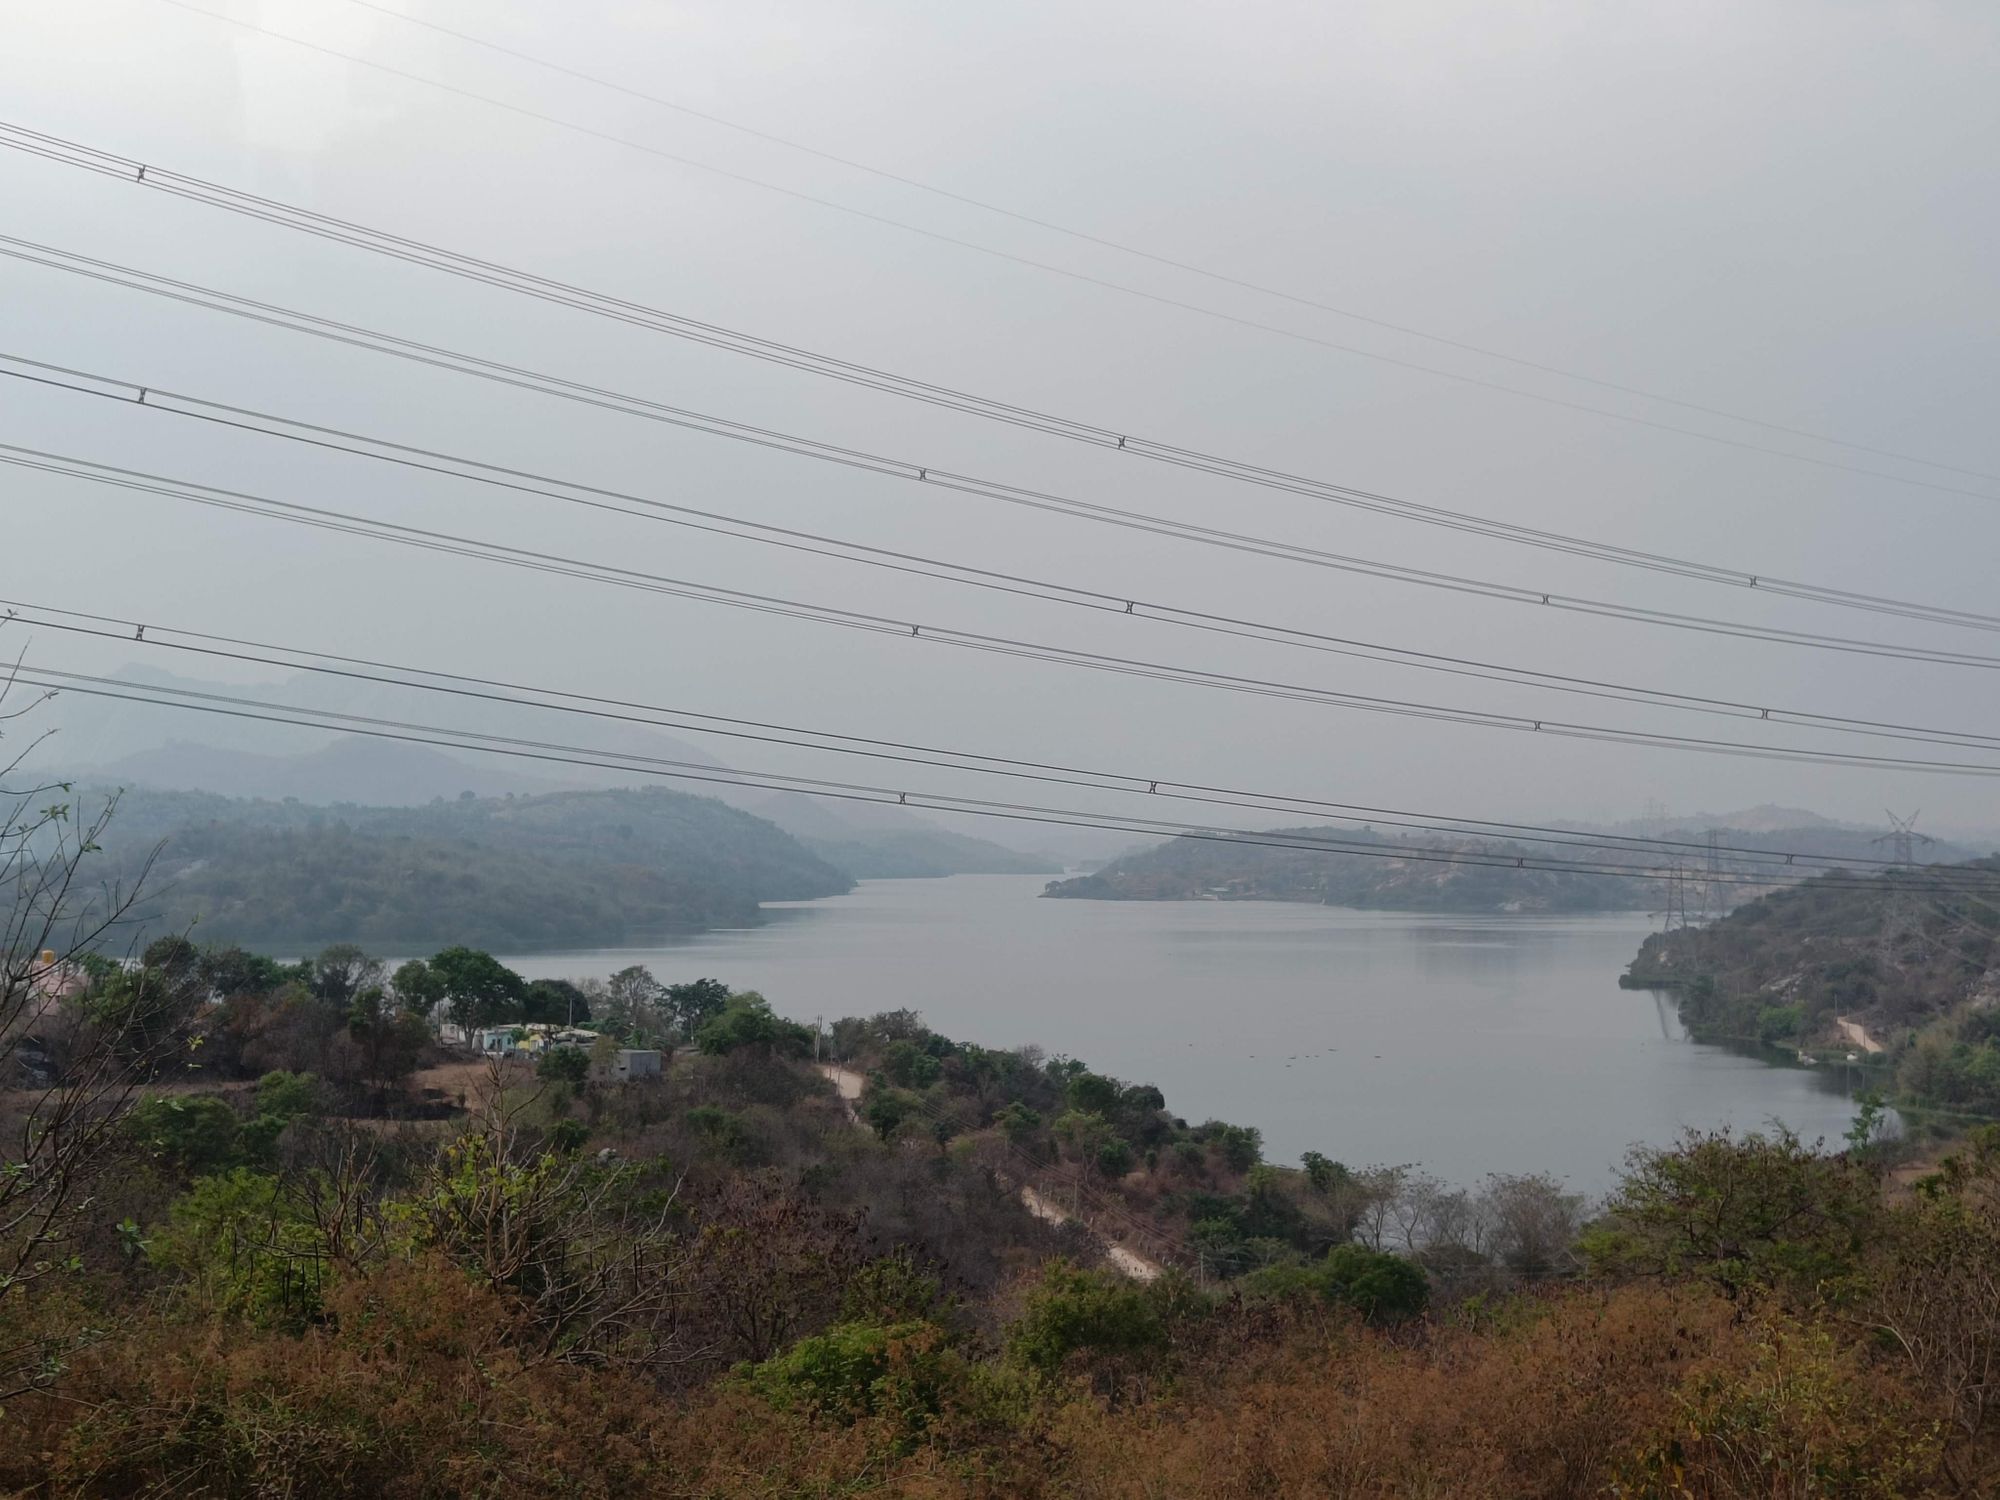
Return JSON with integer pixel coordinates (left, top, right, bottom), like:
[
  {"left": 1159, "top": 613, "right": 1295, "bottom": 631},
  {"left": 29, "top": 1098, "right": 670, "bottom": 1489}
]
[
  {"left": 86, "top": 739, "right": 575, "bottom": 806},
  {"left": 1043, "top": 820, "right": 1989, "bottom": 915},
  {"left": 1043, "top": 826, "right": 1649, "bottom": 912},
  {"left": 746, "top": 792, "right": 1060, "bottom": 877},
  {"left": 87, "top": 783, "right": 852, "bottom": 952}
]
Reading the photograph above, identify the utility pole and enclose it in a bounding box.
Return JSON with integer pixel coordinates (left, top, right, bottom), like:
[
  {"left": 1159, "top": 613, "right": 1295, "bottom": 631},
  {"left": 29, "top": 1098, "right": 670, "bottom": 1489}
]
[{"left": 814, "top": 1014, "right": 823, "bottom": 1064}]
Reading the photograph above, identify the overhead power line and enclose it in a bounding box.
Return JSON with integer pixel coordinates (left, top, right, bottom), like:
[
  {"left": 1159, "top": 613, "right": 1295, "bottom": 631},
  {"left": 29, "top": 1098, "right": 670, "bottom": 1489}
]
[
  {"left": 123, "top": 11, "right": 1999, "bottom": 503},
  {"left": 11, "top": 594, "right": 1993, "bottom": 883},
  {"left": 9, "top": 121, "right": 2000, "bottom": 597},
  {"left": 14, "top": 441, "right": 2000, "bottom": 782},
  {"left": 7, "top": 236, "right": 2000, "bottom": 675},
  {"left": 11, "top": 352, "right": 2000, "bottom": 757},
  {"left": 13, "top": 658, "right": 1999, "bottom": 897},
  {"left": 332, "top": 0, "right": 2000, "bottom": 490}
]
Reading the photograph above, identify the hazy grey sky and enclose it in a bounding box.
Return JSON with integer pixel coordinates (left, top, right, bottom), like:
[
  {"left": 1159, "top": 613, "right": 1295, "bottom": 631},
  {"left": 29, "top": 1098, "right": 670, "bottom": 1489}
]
[{"left": 4, "top": 0, "right": 1997, "bottom": 835}]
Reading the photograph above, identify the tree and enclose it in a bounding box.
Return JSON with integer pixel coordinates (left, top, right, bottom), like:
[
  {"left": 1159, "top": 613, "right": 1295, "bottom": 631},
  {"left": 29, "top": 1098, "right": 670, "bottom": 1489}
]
[
  {"left": 1053, "top": 1110, "right": 1118, "bottom": 1180},
  {"left": 391, "top": 958, "right": 443, "bottom": 1019},
  {"left": 0, "top": 668, "right": 196, "bottom": 1398},
  {"left": 522, "top": 978, "right": 589, "bottom": 1026},
  {"left": 695, "top": 993, "right": 810, "bottom": 1058},
  {"left": 347, "top": 985, "right": 427, "bottom": 1089},
  {"left": 1065, "top": 1072, "right": 1121, "bottom": 1115},
  {"left": 603, "top": 964, "right": 666, "bottom": 1041},
  {"left": 200, "top": 945, "right": 294, "bottom": 998},
  {"left": 1006, "top": 1261, "right": 1174, "bottom": 1387},
  {"left": 426, "top": 947, "right": 526, "bottom": 1036},
  {"left": 310, "top": 943, "right": 383, "bottom": 1010},
  {"left": 997, "top": 1101, "right": 1042, "bottom": 1147},
  {"left": 864, "top": 1088, "right": 916, "bottom": 1142},
  {"left": 665, "top": 977, "right": 729, "bottom": 1039},
  {"left": 1588, "top": 1128, "right": 1878, "bottom": 1300}
]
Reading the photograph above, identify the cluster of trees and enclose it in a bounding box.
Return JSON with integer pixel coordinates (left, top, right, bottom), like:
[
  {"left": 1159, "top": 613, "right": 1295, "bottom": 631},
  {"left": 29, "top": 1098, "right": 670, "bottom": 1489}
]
[
  {"left": 834, "top": 1011, "right": 1587, "bottom": 1296},
  {"left": 11, "top": 1011, "right": 2000, "bottom": 1496}
]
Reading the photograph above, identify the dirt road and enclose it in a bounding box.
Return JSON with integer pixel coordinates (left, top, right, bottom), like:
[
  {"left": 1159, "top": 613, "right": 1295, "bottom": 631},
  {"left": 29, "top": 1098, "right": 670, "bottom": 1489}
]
[
  {"left": 819, "top": 1064, "right": 1161, "bottom": 1281},
  {"left": 1835, "top": 1016, "right": 1885, "bottom": 1054}
]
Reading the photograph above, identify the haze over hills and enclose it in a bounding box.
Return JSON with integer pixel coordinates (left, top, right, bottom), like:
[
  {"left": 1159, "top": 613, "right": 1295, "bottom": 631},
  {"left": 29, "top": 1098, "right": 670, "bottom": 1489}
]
[
  {"left": 85, "top": 782, "right": 854, "bottom": 951},
  {"left": 50, "top": 664, "right": 1084, "bottom": 876}
]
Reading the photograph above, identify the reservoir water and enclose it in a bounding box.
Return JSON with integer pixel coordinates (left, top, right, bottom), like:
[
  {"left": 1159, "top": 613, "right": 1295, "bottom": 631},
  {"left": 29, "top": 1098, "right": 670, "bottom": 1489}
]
[{"left": 501, "top": 873, "right": 1868, "bottom": 1195}]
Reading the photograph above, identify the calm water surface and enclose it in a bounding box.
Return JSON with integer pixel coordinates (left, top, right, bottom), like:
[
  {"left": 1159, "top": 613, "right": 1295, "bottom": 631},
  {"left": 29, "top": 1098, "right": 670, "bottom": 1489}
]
[{"left": 501, "top": 874, "right": 1866, "bottom": 1194}]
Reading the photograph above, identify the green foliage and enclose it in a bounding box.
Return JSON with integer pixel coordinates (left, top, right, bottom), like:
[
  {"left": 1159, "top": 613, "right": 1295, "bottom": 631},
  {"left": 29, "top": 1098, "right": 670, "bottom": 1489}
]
[
  {"left": 428, "top": 947, "right": 526, "bottom": 1034},
  {"left": 666, "top": 977, "right": 731, "bottom": 1038},
  {"left": 879, "top": 1039, "right": 942, "bottom": 1089},
  {"left": 126, "top": 1096, "right": 248, "bottom": 1177},
  {"left": 749, "top": 1319, "right": 961, "bottom": 1438},
  {"left": 1242, "top": 1244, "right": 1429, "bottom": 1322},
  {"left": 150, "top": 1170, "right": 323, "bottom": 1325},
  {"left": 1588, "top": 1128, "right": 1880, "bottom": 1301},
  {"left": 537, "top": 1047, "right": 591, "bottom": 1086},
  {"left": 1006, "top": 1261, "right": 1176, "bottom": 1378},
  {"left": 696, "top": 992, "right": 810, "bottom": 1057},
  {"left": 1194, "top": 1119, "right": 1263, "bottom": 1172},
  {"left": 391, "top": 958, "right": 442, "bottom": 1016},
  {"left": 253, "top": 1070, "right": 322, "bottom": 1123},
  {"left": 1300, "top": 1150, "right": 1351, "bottom": 1194},
  {"left": 1755, "top": 1002, "right": 1805, "bottom": 1043},
  {"left": 841, "top": 1250, "right": 946, "bottom": 1325},
  {"left": 863, "top": 1089, "right": 917, "bottom": 1143},
  {"left": 522, "top": 978, "right": 590, "bottom": 1025},
  {"left": 1064, "top": 1072, "right": 1121, "bottom": 1115},
  {"left": 996, "top": 1101, "right": 1042, "bottom": 1146}
]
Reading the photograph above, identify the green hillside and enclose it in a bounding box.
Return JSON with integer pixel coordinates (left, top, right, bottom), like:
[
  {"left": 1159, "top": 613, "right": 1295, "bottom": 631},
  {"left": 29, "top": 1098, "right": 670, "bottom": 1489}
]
[
  {"left": 1043, "top": 825, "right": 1652, "bottom": 912},
  {"left": 89, "top": 784, "right": 853, "bottom": 950},
  {"left": 1624, "top": 861, "right": 2000, "bottom": 1115}
]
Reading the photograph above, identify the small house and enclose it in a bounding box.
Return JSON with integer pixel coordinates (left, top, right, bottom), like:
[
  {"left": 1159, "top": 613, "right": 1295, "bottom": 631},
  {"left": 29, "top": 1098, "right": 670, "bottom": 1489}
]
[{"left": 598, "top": 1048, "right": 661, "bottom": 1084}]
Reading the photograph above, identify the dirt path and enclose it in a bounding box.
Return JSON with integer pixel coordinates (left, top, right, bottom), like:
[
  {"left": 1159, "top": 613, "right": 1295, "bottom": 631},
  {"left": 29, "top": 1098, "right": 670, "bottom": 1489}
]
[
  {"left": 816, "top": 1062, "right": 865, "bottom": 1121},
  {"left": 820, "top": 1065, "right": 1162, "bottom": 1281},
  {"left": 1835, "top": 1016, "right": 1885, "bottom": 1054},
  {"left": 1020, "top": 1186, "right": 1163, "bottom": 1282}
]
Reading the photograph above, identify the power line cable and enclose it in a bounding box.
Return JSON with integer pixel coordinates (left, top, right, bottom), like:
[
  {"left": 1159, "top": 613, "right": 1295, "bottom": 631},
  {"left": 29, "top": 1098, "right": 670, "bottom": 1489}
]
[
  {"left": 9, "top": 121, "right": 2000, "bottom": 603},
  {"left": 14, "top": 594, "right": 1992, "bottom": 883},
  {"left": 123, "top": 8, "right": 2000, "bottom": 503},
  {"left": 321, "top": 0, "right": 2000, "bottom": 491},
  {"left": 12, "top": 352, "right": 2000, "bottom": 755},
  {"left": 16, "top": 660, "right": 1999, "bottom": 897},
  {"left": 6, "top": 235, "right": 2000, "bottom": 673},
  {"left": 18, "top": 443, "right": 2000, "bottom": 782}
]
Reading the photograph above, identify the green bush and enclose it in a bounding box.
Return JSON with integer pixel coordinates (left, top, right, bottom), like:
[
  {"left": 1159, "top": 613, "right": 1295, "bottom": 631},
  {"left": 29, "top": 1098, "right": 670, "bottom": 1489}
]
[
  {"left": 536, "top": 1047, "right": 590, "bottom": 1085},
  {"left": 1242, "top": 1244, "right": 1429, "bottom": 1322},
  {"left": 1006, "top": 1261, "right": 1172, "bottom": 1377},
  {"left": 126, "top": 1096, "right": 246, "bottom": 1176}
]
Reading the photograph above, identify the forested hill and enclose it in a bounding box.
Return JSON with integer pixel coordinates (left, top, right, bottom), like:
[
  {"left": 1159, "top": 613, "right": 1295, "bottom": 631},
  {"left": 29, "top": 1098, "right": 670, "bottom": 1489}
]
[
  {"left": 1043, "top": 821, "right": 1989, "bottom": 916},
  {"left": 88, "top": 784, "right": 853, "bottom": 951},
  {"left": 1625, "top": 860, "right": 2000, "bottom": 1061},
  {"left": 1043, "top": 826, "right": 1653, "bottom": 912}
]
